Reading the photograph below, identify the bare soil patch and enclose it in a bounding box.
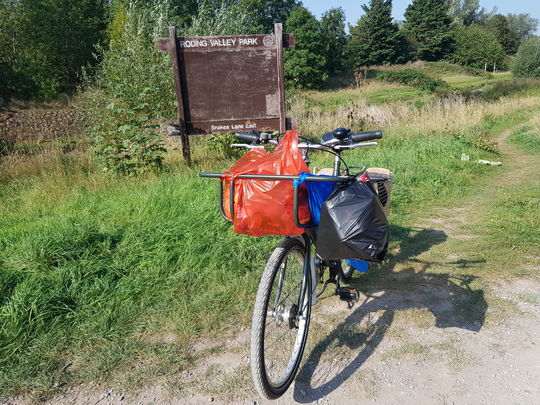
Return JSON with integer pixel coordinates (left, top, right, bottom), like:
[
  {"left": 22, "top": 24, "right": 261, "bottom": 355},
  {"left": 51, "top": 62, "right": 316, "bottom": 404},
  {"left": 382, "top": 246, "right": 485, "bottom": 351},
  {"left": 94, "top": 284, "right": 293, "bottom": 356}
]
[{"left": 0, "top": 104, "right": 83, "bottom": 145}]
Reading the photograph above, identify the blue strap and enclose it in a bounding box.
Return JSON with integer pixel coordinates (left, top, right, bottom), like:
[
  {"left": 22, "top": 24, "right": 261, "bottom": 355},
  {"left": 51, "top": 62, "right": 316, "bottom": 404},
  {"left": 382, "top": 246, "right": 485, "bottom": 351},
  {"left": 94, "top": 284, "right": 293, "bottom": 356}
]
[{"left": 293, "top": 172, "right": 310, "bottom": 188}]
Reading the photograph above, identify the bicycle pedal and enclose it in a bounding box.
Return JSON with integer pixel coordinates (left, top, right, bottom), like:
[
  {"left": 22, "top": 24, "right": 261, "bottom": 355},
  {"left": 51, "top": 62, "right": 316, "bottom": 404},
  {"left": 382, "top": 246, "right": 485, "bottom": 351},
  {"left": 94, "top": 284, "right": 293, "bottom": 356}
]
[{"left": 337, "top": 287, "right": 359, "bottom": 303}]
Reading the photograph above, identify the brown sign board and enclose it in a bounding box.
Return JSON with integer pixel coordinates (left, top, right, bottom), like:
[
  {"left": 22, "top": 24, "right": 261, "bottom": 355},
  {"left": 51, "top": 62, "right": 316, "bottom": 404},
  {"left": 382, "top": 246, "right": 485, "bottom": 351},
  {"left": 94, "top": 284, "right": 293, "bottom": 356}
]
[{"left": 157, "top": 24, "right": 294, "bottom": 164}]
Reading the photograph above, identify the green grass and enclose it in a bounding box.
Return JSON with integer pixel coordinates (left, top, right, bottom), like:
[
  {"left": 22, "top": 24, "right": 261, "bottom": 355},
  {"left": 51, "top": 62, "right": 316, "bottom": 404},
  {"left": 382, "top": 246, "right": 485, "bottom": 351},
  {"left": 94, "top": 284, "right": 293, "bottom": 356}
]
[
  {"left": 298, "top": 65, "right": 538, "bottom": 115},
  {"left": 479, "top": 183, "right": 540, "bottom": 261},
  {"left": 0, "top": 172, "right": 277, "bottom": 394},
  {"left": 371, "top": 68, "right": 448, "bottom": 92},
  {"left": 0, "top": 112, "right": 507, "bottom": 395},
  {"left": 2, "top": 84, "right": 540, "bottom": 397},
  {"left": 365, "top": 86, "right": 428, "bottom": 104},
  {"left": 406, "top": 61, "right": 487, "bottom": 77},
  {"left": 442, "top": 72, "right": 512, "bottom": 90},
  {"left": 508, "top": 125, "right": 540, "bottom": 153},
  {"left": 517, "top": 293, "right": 540, "bottom": 305},
  {"left": 299, "top": 84, "right": 428, "bottom": 113},
  {"left": 443, "top": 74, "right": 494, "bottom": 89}
]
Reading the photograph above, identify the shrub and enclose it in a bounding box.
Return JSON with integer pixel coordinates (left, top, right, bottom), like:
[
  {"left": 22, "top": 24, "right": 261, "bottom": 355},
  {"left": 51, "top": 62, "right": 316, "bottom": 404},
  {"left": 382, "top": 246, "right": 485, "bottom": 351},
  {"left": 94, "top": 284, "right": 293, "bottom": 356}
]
[
  {"left": 456, "top": 78, "right": 540, "bottom": 101},
  {"left": 81, "top": 2, "right": 174, "bottom": 175},
  {"left": 182, "top": 1, "right": 262, "bottom": 36},
  {"left": 284, "top": 6, "right": 327, "bottom": 89},
  {"left": 208, "top": 133, "right": 241, "bottom": 157},
  {"left": 512, "top": 37, "right": 540, "bottom": 78},
  {"left": 372, "top": 68, "right": 448, "bottom": 92},
  {"left": 91, "top": 120, "right": 167, "bottom": 176},
  {"left": 451, "top": 25, "right": 506, "bottom": 71},
  {"left": 482, "top": 78, "right": 540, "bottom": 100}
]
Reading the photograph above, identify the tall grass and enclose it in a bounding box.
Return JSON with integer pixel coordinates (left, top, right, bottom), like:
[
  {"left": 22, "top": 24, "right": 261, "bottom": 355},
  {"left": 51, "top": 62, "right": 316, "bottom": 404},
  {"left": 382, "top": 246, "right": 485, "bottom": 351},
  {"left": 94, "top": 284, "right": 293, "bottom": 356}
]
[
  {"left": 0, "top": 171, "right": 275, "bottom": 393},
  {"left": 290, "top": 92, "right": 540, "bottom": 136}
]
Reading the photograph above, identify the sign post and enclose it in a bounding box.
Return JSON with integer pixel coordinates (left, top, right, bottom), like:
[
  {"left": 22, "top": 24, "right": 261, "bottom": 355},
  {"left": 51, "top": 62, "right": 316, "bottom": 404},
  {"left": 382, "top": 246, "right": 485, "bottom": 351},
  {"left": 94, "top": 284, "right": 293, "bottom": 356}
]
[{"left": 157, "top": 24, "right": 295, "bottom": 164}]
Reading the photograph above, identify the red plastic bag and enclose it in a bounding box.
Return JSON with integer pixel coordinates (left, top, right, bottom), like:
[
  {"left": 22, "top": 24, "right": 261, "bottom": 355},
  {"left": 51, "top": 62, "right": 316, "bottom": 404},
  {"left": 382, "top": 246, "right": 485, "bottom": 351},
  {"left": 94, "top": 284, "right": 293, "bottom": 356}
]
[{"left": 222, "top": 131, "right": 311, "bottom": 236}]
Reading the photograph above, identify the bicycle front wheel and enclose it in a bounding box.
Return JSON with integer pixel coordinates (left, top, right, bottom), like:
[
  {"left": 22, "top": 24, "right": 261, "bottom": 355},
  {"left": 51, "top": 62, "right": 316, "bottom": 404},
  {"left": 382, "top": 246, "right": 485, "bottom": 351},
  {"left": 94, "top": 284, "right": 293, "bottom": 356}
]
[{"left": 250, "top": 236, "right": 312, "bottom": 399}]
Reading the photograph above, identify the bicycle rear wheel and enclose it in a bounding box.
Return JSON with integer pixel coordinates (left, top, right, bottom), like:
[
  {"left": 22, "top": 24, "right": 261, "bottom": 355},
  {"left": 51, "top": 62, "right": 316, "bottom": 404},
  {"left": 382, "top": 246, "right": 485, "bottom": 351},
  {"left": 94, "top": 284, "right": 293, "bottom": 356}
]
[
  {"left": 250, "top": 236, "right": 312, "bottom": 399},
  {"left": 340, "top": 260, "right": 354, "bottom": 282}
]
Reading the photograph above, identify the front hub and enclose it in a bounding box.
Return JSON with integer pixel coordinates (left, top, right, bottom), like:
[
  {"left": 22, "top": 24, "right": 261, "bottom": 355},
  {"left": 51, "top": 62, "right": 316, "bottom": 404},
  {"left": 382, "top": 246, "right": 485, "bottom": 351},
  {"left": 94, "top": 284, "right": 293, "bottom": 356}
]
[{"left": 271, "top": 303, "right": 299, "bottom": 329}]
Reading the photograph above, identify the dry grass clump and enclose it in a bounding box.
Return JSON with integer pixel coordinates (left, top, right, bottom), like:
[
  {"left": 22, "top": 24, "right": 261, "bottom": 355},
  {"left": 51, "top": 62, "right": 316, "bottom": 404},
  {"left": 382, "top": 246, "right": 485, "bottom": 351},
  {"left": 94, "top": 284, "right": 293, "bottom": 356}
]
[
  {"left": 531, "top": 114, "right": 540, "bottom": 133},
  {"left": 0, "top": 141, "right": 91, "bottom": 181},
  {"left": 290, "top": 94, "right": 540, "bottom": 138}
]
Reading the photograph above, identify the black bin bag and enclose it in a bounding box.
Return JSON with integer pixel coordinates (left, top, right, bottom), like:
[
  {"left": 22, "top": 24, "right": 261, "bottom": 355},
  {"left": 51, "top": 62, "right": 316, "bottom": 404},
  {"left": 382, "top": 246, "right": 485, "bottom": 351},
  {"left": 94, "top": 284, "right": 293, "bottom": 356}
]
[{"left": 316, "top": 178, "right": 389, "bottom": 262}]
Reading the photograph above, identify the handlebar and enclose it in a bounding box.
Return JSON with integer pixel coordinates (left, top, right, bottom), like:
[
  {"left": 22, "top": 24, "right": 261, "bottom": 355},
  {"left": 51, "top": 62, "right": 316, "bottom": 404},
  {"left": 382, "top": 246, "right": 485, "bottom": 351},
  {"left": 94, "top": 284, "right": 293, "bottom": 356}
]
[
  {"left": 350, "top": 130, "right": 383, "bottom": 142},
  {"left": 235, "top": 132, "right": 260, "bottom": 144},
  {"left": 233, "top": 129, "right": 383, "bottom": 151}
]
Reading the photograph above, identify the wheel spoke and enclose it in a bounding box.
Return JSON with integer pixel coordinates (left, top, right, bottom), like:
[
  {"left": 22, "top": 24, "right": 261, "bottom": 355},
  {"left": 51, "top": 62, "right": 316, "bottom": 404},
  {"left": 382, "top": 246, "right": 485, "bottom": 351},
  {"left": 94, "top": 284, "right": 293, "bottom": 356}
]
[{"left": 264, "top": 326, "right": 292, "bottom": 353}]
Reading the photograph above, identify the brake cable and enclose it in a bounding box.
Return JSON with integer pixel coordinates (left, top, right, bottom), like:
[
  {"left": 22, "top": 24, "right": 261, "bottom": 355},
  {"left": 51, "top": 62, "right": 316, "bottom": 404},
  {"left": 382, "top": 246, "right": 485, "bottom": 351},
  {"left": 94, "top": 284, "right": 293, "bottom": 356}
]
[{"left": 297, "top": 135, "right": 351, "bottom": 175}]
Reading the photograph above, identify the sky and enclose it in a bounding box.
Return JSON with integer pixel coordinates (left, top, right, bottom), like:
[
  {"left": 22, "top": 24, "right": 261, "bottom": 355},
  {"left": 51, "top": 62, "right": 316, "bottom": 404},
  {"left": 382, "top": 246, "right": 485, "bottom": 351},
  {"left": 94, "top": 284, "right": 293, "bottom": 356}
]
[{"left": 303, "top": 0, "right": 540, "bottom": 33}]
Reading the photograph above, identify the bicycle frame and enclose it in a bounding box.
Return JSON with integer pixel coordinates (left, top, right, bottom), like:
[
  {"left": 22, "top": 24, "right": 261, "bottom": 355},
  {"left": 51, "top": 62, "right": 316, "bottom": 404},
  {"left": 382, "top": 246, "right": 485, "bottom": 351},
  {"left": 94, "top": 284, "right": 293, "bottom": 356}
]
[{"left": 199, "top": 130, "right": 385, "bottom": 400}]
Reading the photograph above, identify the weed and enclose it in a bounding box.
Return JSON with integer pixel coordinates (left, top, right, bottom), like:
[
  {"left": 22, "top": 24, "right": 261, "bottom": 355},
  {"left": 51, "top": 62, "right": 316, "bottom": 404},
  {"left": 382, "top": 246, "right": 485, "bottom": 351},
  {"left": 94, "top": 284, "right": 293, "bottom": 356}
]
[
  {"left": 208, "top": 133, "right": 242, "bottom": 157},
  {"left": 517, "top": 293, "right": 540, "bottom": 305},
  {"left": 371, "top": 68, "right": 448, "bottom": 93},
  {"left": 453, "top": 130, "right": 499, "bottom": 154},
  {"left": 508, "top": 125, "right": 540, "bottom": 154}
]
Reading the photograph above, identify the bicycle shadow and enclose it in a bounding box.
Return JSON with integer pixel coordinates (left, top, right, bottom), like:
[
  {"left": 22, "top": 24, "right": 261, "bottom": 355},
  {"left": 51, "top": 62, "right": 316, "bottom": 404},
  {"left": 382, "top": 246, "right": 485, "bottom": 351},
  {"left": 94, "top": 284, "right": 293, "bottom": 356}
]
[{"left": 292, "top": 226, "right": 488, "bottom": 403}]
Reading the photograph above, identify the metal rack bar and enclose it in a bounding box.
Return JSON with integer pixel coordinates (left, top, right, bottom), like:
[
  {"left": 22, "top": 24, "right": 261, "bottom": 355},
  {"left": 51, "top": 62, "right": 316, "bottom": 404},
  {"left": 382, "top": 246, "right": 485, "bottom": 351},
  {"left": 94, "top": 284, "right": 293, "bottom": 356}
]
[
  {"left": 201, "top": 172, "right": 350, "bottom": 229},
  {"left": 199, "top": 172, "right": 349, "bottom": 182}
]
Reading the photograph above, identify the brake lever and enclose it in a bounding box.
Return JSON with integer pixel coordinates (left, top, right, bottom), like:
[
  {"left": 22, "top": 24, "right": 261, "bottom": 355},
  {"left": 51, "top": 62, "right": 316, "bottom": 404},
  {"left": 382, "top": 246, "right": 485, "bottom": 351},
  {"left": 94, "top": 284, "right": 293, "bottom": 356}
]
[
  {"left": 334, "top": 142, "right": 378, "bottom": 150},
  {"left": 231, "top": 144, "right": 265, "bottom": 150}
]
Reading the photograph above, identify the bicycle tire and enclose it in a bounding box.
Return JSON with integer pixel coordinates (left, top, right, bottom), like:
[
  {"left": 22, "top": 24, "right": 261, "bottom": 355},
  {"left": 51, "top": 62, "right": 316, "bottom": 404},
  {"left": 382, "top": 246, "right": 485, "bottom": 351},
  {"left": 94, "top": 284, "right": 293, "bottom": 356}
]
[
  {"left": 340, "top": 260, "right": 354, "bottom": 282},
  {"left": 250, "top": 236, "right": 312, "bottom": 399}
]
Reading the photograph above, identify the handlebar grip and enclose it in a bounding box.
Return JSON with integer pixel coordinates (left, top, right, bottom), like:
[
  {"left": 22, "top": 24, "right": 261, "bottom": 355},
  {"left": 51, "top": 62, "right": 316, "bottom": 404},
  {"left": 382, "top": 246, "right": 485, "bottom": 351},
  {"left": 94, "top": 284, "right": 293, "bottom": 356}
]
[
  {"left": 350, "top": 130, "right": 383, "bottom": 142},
  {"left": 235, "top": 132, "right": 260, "bottom": 144}
]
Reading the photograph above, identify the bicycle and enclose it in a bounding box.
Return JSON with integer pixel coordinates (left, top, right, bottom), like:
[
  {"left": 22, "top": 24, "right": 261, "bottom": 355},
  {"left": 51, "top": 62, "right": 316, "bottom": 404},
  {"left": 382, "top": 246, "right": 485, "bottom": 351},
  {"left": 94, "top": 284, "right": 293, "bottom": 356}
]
[{"left": 199, "top": 127, "right": 388, "bottom": 399}]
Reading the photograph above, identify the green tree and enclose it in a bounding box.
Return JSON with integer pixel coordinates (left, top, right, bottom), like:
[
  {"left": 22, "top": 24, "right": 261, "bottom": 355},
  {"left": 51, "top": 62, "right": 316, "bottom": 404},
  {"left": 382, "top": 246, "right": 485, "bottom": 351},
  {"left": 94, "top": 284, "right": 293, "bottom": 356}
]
[
  {"left": 320, "top": 7, "right": 347, "bottom": 74},
  {"left": 486, "top": 14, "right": 519, "bottom": 55},
  {"left": 183, "top": 1, "right": 263, "bottom": 35},
  {"left": 506, "top": 13, "right": 539, "bottom": 40},
  {"left": 347, "top": 0, "right": 407, "bottom": 68},
  {"left": 451, "top": 25, "right": 506, "bottom": 70},
  {"left": 85, "top": 0, "right": 265, "bottom": 174},
  {"left": 448, "top": 0, "right": 493, "bottom": 26},
  {"left": 284, "top": 6, "right": 327, "bottom": 89},
  {"left": 0, "top": 0, "right": 106, "bottom": 100},
  {"left": 240, "top": 0, "right": 301, "bottom": 32},
  {"left": 512, "top": 36, "right": 540, "bottom": 78},
  {"left": 174, "top": 0, "right": 198, "bottom": 28},
  {"left": 403, "top": 0, "right": 454, "bottom": 61}
]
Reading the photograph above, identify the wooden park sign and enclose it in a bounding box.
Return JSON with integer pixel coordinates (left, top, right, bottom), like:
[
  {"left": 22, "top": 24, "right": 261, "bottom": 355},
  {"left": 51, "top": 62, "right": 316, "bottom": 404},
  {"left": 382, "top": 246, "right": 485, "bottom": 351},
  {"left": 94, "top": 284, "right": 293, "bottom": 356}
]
[{"left": 157, "top": 23, "right": 295, "bottom": 164}]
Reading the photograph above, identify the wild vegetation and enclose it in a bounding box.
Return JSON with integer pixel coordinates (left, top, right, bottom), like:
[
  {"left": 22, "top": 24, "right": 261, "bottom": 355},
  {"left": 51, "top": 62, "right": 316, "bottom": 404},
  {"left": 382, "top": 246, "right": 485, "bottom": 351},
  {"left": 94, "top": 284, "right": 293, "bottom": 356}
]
[
  {"left": 2, "top": 62, "right": 540, "bottom": 395},
  {"left": 512, "top": 36, "right": 540, "bottom": 78}
]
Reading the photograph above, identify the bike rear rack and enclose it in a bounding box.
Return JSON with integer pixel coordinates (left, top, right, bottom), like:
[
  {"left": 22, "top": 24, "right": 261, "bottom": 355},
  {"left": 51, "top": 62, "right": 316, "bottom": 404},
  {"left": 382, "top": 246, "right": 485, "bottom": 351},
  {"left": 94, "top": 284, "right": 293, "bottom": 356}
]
[{"left": 199, "top": 172, "right": 350, "bottom": 229}]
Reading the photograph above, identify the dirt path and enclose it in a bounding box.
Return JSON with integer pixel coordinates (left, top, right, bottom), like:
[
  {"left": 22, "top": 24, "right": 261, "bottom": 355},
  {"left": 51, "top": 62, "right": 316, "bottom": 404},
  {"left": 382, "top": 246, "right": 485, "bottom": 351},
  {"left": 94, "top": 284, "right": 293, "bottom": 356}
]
[{"left": 5, "top": 124, "right": 539, "bottom": 405}]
